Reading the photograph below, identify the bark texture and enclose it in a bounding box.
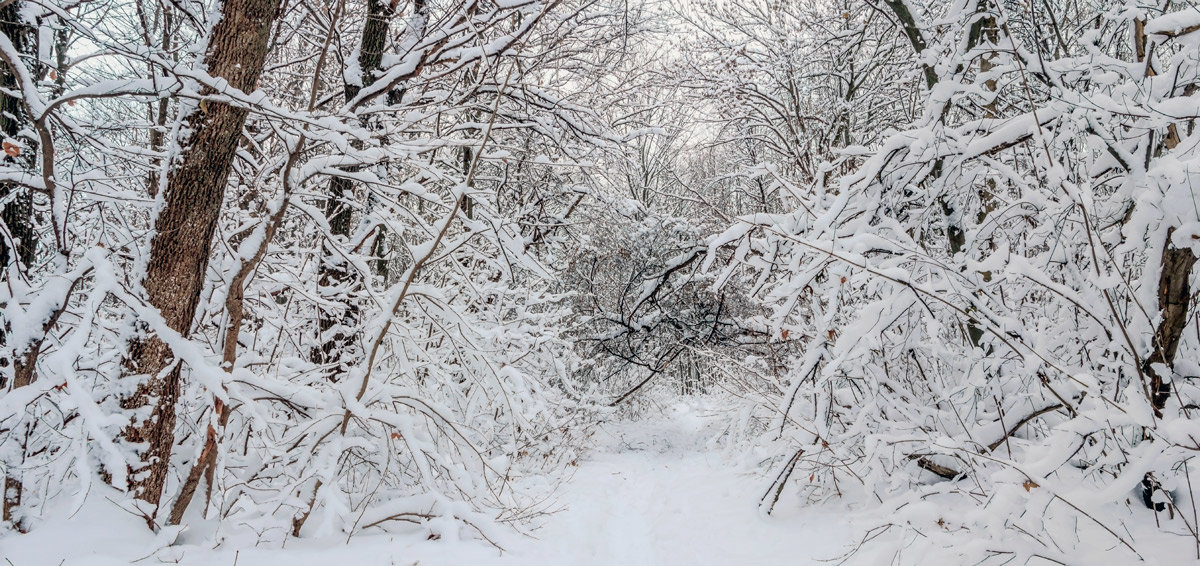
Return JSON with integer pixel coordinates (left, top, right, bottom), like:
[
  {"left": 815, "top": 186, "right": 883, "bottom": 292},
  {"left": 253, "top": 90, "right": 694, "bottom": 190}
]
[
  {"left": 1144, "top": 234, "right": 1197, "bottom": 417},
  {"left": 122, "top": 0, "right": 280, "bottom": 518},
  {"left": 0, "top": 3, "right": 34, "bottom": 278},
  {"left": 1, "top": 1, "right": 38, "bottom": 531}
]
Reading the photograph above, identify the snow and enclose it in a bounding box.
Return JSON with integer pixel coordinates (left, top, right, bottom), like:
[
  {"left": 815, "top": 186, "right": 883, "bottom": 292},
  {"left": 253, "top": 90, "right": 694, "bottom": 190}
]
[
  {"left": 1146, "top": 9, "right": 1200, "bottom": 38},
  {"left": 516, "top": 408, "right": 857, "bottom": 566},
  {"left": 0, "top": 404, "right": 861, "bottom": 566}
]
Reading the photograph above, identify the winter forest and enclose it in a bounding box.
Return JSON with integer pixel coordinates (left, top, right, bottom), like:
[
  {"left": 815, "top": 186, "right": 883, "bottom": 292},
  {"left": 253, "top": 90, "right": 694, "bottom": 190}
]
[{"left": 1, "top": 0, "right": 1200, "bottom": 564}]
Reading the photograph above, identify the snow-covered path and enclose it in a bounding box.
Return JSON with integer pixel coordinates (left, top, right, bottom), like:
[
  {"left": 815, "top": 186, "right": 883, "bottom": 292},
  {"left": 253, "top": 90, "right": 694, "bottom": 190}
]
[
  {"left": 1, "top": 406, "right": 857, "bottom": 565},
  {"left": 508, "top": 412, "right": 855, "bottom": 566}
]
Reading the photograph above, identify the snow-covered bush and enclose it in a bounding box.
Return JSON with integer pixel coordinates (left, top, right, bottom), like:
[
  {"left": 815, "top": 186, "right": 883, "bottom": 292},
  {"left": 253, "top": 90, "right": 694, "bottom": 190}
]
[
  {"left": 706, "top": 1, "right": 1200, "bottom": 562},
  {"left": 0, "top": 0, "right": 620, "bottom": 543}
]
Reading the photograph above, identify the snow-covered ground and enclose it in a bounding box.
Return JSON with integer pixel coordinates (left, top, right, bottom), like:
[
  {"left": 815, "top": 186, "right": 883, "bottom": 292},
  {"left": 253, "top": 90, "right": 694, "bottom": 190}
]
[{"left": 0, "top": 404, "right": 860, "bottom": 565}]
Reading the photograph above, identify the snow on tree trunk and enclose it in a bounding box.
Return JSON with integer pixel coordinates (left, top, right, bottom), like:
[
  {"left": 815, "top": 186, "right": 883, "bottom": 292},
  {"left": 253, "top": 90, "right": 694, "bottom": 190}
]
[{"left": 122, "top": 0, "right": 280, "bottom": 519}]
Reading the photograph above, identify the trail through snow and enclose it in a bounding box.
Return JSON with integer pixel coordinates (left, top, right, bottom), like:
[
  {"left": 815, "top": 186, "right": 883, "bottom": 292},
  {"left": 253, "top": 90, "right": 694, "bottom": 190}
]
[
  {"left": 504, "top": 403, "right": 855, "bottom": 565},
  {"left": 1, "top": 403, "right": 859, "bottom": 565}
]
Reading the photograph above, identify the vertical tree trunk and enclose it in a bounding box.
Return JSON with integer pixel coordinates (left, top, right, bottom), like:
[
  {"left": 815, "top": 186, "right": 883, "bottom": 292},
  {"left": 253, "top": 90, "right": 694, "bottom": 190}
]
[
  {"left": 122, "top": 0, "right": 279, "bottom": 520},
  {"left": 0, "top": 1, "right": 36, "bottom": 279},
  {"left": 886, "top": 0, "right": 997, "bottom": 350},
  {"left": 1144, "top": 233, "right": 1196, "bottom": 417},
  {"left": 296, "top": 3, "right": 429, "bottom": 534},
  {"left": 314, "top": 175, "right": 360, "bottom": 374},
  {"left": 1130, "top": 17, "right": 1196, "bottom": 418},
  {"left": 147, "top": 7, "right": 173, "bottom": 197},
  {"left": 1, "top": 1, "right": 39, "bottom": 532},
  {"left": 313, "top": 0, "right": 405, "bottom": 375}
]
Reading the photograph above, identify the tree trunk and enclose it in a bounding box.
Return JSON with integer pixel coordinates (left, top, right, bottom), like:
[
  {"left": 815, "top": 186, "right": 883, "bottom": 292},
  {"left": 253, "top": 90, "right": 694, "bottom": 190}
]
[
  {"left": 122, "top": 0, "right": 279, "bottom": 521},
  {"left": 313, "top": 0, "right": 405, "bottom": 376},
  {"left": 1, "top": 1, "right": 40, "bottom": 532},
  {"left": 881, "top": 0, "right": 937, "bottom": 90},
  {"left": 1129, "top": 17, "right": 1196, "bottom": 418},
  {"left": 886, "top": 0, "right": 996, "bottom": 350},
  {"left": 313, "top": 175, "right": 360, "bottom": 375},
  {"left": 147, "top": 7, "right": 173, "bottom": 197},
  {"left": 1144, "top": 232, "right": 1196, "bottom": 417},
  {"left": 0, "top": 4, "right": 35, "bottom": 278}
]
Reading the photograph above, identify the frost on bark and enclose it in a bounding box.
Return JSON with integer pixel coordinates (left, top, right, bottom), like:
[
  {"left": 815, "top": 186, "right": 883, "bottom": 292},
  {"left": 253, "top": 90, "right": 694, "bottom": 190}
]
[{"left": 122, "top": 0, "right": 280, "bottom": 519}]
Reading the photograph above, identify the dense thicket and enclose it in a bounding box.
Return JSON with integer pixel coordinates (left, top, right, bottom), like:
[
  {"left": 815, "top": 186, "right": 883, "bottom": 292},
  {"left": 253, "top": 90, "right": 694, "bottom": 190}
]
[
  {"left": 0, "top": 0, "right": 627, "bottom": 539},
  {"left": 675, "top": 0, "right": 1200, "bottom": 562},
  {"left": 1, "top": 0, "right": 1198, "bottom": 563}
]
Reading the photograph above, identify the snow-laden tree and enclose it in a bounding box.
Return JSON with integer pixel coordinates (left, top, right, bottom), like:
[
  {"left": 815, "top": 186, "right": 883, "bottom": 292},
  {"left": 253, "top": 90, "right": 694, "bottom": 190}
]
[
  {"left": 4, "top": 0, "right": 1199, "bottom": 562},
  {"left": 702, "top": 0, "right": 1200, "bottom": 561},
  {"left": 0, "top": 0, "right": 627, "bottom": 542}
]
